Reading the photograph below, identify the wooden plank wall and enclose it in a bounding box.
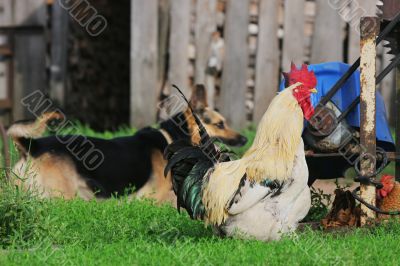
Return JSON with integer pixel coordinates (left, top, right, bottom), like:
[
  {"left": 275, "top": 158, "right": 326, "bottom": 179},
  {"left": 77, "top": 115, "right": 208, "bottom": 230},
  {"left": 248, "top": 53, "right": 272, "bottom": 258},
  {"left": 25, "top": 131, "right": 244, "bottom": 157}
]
[
  {"left": 0, "top": 0, "right": 47, "bottom": 120},
  {"left": 13, "top": 31, "right": 47, "bottom": 119},
  {"left": 0, "top": 0, "right": 12, "bottom": 27},
  {"left": 168, "top": 0, "right": 191, "bottom": 97},
  {"left": 0, "top": 0, "right": 12, "bottom": 113},
  {"left": 282, "top": 0, "right": 306, "bottom": 70},
  {"left": 253, "top": 0, "right": 280, "bottom": 123},
  {"left": 185, "top": 0, "right": 395, "bottom": 129},
  {"left": 220, "top": 0, "right": 249, "bottom": 129},
  {"left": 157, "top": 0, "right": 170, "bottom": 85},
  {"left": 194, "top": 0, "right": 216, "bottom": 85},
  {"left": 14, "top": 0, "right": 47, "bottom": 26},
  {"left": 50, "top": 0, "right": 69, "bottom": 107},
  {"left": 310, "top": 0, "right": 343, "bottom": 63},
  {"left": 130, "top": 0, "right": 158, "bottom": 128},
  {"left": 0, "top": 0, "right": 397, "bottom": 130}
]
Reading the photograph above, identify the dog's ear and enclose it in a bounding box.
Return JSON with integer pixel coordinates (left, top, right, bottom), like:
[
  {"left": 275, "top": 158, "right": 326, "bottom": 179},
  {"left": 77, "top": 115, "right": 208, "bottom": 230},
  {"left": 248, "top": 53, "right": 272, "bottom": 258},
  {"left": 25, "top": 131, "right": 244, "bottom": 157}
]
[{"left": 189, "top": 84, "right": 208, "bottom": 112}]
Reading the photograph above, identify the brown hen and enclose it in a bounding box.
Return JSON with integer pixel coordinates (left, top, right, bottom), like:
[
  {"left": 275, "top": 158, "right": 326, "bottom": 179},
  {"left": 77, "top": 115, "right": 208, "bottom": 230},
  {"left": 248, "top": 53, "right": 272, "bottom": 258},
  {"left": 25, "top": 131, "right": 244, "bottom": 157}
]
[{"left": 377, "top": 175, "right": 400, "bottom": 219}]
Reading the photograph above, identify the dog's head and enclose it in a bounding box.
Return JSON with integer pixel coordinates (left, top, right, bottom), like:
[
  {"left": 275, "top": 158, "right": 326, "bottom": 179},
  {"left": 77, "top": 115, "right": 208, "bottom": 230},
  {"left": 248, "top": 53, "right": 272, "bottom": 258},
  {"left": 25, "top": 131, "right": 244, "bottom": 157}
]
[{"left": 189, "top": 85, "right": 247, "bottom": 147}]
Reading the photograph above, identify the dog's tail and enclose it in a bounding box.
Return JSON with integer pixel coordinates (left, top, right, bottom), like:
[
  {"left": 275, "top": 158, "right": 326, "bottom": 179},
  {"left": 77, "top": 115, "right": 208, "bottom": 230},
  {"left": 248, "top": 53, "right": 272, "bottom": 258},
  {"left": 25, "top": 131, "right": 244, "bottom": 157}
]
[{"left": 8, "top": 111, "right": 65, "bottom": 153}]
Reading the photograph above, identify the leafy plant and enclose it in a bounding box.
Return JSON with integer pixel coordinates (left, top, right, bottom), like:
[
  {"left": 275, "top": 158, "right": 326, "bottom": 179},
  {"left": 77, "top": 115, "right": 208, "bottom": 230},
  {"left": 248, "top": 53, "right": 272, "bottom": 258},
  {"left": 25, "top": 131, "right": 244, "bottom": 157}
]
[{"left": 303, "top": 187, "right": 333, "bottom": 222}]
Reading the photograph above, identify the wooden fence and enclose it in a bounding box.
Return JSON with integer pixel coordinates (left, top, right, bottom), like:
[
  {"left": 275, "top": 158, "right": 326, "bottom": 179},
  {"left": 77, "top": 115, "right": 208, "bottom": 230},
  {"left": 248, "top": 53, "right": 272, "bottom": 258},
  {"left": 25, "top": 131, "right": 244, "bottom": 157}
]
[
  {"left": 0, "top": 0, "right": 395, "bottom": 131},
  {"left": 0, "top": 0, "right": 48, "bottom": 123},
  {"left": 132, "top": 0, "right": 397, "bottom": 129}
]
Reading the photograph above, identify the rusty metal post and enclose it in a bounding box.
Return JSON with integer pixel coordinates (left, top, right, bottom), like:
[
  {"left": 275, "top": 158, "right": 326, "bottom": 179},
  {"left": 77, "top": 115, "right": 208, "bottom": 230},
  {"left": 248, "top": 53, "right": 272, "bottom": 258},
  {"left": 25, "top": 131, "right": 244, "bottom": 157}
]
[
  {"left": 359, "top": 17, "right": 380, "bottom": 225},
  {"left": 396, "top": 69, "right": 400, "bottom": 180}
]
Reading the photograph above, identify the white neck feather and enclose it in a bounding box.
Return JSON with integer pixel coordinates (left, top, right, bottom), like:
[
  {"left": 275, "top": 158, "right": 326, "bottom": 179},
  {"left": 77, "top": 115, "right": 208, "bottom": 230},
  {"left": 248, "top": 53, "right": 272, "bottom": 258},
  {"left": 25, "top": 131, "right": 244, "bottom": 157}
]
[{"left": 243, "top": 88, "right": 304, "bottom": 182}]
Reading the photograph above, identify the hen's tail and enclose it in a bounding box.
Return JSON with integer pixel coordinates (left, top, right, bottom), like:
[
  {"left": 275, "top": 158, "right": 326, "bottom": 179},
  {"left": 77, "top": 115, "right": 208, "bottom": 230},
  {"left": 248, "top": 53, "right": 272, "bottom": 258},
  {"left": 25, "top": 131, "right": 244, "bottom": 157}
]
[{"left": 7, "top": 111, "right": 64, "bottom": 153}]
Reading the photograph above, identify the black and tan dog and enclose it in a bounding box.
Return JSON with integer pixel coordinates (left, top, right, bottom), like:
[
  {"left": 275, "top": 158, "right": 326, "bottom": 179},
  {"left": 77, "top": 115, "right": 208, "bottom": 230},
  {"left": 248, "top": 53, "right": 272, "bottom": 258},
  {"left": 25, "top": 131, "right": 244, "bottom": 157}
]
[{"left": 8, "top": 85, "right": 247, "bottom": 203}]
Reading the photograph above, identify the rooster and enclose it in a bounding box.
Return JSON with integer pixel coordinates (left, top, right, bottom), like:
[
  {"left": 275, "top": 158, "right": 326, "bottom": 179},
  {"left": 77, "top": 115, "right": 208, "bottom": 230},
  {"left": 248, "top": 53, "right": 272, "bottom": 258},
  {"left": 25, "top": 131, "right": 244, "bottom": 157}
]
[
  {"left": 164, "top": 63, "right": 317, "bottom": 241},
  {"left": 377, "top": 175, "right": 400, "bottom": 219}
]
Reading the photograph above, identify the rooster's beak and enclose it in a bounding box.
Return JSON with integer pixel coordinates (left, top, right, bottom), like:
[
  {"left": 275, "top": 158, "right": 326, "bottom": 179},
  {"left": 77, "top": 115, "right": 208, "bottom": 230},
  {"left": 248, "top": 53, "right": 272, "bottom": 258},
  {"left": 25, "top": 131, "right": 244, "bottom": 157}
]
[{"left": 310, "top": 88, "right": 318, "bottom": 94}]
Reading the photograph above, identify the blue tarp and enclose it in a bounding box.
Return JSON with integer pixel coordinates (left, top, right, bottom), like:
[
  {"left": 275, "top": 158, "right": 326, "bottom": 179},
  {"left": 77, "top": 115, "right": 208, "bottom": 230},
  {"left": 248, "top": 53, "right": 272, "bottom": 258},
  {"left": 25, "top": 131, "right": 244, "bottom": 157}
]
[{"left": 279, "top": 62, "right": 395, "bottom": 150}]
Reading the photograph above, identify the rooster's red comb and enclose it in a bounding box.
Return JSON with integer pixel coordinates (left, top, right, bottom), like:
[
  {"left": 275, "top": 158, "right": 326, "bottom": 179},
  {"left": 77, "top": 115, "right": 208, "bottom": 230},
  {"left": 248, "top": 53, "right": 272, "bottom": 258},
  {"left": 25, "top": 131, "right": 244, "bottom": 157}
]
[{"left": 283, "top": 62, "right": 317, "bottom": 89}]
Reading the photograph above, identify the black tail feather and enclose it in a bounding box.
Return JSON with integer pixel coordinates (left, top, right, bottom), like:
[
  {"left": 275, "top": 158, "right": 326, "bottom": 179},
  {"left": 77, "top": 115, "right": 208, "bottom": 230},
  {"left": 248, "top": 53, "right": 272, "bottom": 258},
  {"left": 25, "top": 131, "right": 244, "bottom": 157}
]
[{"left": 165, "top": 85, "right": 232, "bottom": 220}]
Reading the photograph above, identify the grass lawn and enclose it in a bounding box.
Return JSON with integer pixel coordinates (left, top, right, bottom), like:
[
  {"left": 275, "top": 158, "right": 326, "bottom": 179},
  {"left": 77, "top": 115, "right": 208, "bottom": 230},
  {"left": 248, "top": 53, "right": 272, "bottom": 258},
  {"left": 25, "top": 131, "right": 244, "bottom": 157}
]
[
  {"left": 1, "top": 197, "right": 400, "bottom": 266},
  {"left": 0, "top": 124, "right": 398, "bottom": 265}
]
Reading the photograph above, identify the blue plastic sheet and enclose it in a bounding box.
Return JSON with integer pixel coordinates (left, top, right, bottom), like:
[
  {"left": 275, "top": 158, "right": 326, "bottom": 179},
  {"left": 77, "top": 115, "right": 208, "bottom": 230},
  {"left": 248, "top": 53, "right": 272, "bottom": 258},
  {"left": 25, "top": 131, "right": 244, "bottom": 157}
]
[{"left": 279, "top": 62, "right": 395, "bottom": 150}]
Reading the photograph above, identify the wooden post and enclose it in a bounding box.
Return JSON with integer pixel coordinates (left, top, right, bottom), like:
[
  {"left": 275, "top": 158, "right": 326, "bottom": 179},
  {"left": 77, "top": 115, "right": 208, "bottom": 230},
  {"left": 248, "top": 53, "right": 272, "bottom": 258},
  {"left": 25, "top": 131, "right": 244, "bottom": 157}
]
[
  {"left": 359, "top": 17, "right": 379, "bottom": 225},
  {"left": 158, "top": 0, "right": 170, "bottom": 84},
  {"left": 168, "top": 0, "right": 191, "bottom": 96},
  {"left": 131, "top": 0, "right": 158, "bottom": 128},
  {"left": 11, "top": 0, "right": 47, "bottom": 120},
  {"left": 253, "top": 0, "right": 279, "bottom": 123},
  {"left": 310, "top": 0, "right": 343, "bottom": 63},
  {"left": 0, "top": 0, "right": 13, "bottom": 117},
  {"left": 194, "top": 0, "right": 216, "bottom": 85},
  {"left": 282, "top": 0, "right": 305, "bottom": 70},
  {"left": 0, "top": 0, "right": 12, "bottom": 26},
  {"left": 50, "top": 0, "right": 69, "bottom": 107},
  {"left": 14, "top": 1, "right": 47, "bottom": 26},
  {"left": 220, "top": 0, "right": 249, "bottom": 129}
]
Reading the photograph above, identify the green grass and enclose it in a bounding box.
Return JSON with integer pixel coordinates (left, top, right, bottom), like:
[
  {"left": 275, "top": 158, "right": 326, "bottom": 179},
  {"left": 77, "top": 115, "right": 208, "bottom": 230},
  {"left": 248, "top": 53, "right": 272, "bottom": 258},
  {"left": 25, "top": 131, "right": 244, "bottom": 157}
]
[
  {"left": 55, "top": 121, "right": 138, "bottom": 139},
  {"left": 1, "top": 194, "right": 400, "bottom": 265},
  {"left": 0, "top": 124, "right": 398, "bottom": 265}
]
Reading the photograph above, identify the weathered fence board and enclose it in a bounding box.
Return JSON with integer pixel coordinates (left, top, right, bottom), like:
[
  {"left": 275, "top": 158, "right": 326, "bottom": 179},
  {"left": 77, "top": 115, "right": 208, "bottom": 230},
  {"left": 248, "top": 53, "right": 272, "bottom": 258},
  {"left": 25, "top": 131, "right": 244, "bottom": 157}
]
[
  {"left": 158, "top": 0, "right": 170, "bottom": 84},
  {"left": 0, "top": 59, "right": 8, "bottom": 101},
  {"left": 131, "top": 0, "right": 158, "bottom": 128},
  {"left": 50, "top": 0, "right": 69, "bottom": 107},
  {"left": 253, "top": 0, "right": 280, "bottom": 123},
  {"left": 168, "top": 0, "right": 191, "bottom": 96},
  {"left": 13, "top": 30, "right": 46, "bottom": 119},
  {"left": 11, "top": 1, "right": 47, "bottom": 120},
  {"left": 194, "top": 0, "right": 216, "bottom": 85},
  {"left": 310, "top": 0, "right": 343, "bottom": 63},
  {"left": 220, "top": 0, "right": 249, "bottom": 129},
  {"left": 14, "top": 0, "right": 47, "bottom": 26},
  {"left": 282, "top": 0, "right": 305, "bottom": 70},
  {"left": 0, "top": 0, "right": 12, "bottom": 27},
  {"left": 1, "top": 0, "right": 397, "bottom": 133}
]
